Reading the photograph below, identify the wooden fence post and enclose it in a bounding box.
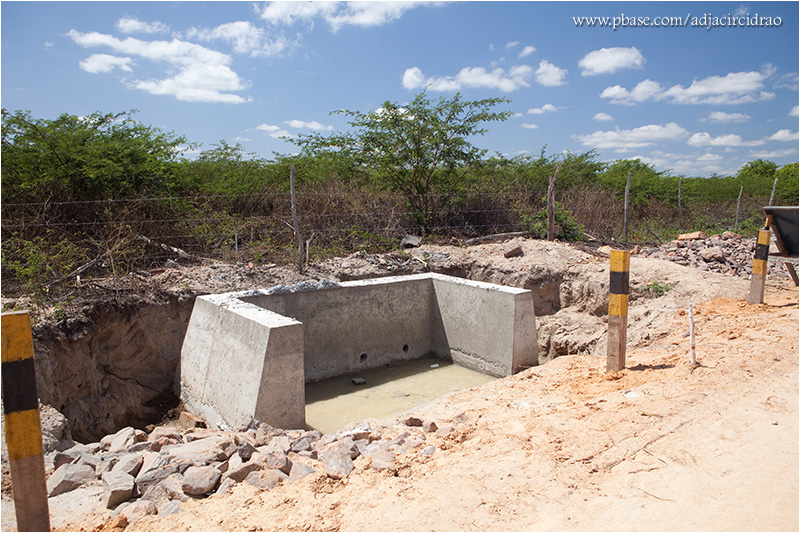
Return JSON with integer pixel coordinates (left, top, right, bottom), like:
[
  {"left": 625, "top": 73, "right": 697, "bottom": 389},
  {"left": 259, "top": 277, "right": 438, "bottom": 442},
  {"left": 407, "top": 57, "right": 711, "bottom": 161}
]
[
  {"left": 678, "top": 175, "right": 683, "bottom": 232},
  {"left": 1, "top": 311, "right": 51, "bottom": 532},
  {"left": 748, "top": 227, "right": 771, "bottom": 305},
  {"left": 735, "top": 185, "right": 743, "bottom": 231},
  {"left": 290, "top": 163, "right": 304, "bottom": 272},
  {"left": 623, "top": 171, "right": 632, "bottom": 242},
  {"left": 769, "top": 176, "right": 778, "bottom": 206},
  {"left": 547, "top": 162, "right": 561, "bottom": 241},
  {"left": 607, "top": 250, "right": 630, "bottom": 372}
]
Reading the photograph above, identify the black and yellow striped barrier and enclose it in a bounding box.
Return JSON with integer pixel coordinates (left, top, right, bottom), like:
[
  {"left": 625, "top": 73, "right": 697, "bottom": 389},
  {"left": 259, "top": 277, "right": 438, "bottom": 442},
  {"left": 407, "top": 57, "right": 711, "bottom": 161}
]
[
  {"left": 2, "top": 311, "right": 51, "bottom": 532},
  {"left": 748, "top": 227, "right": 771, "bottom": 305},
  {"left": 607, "top": 250, "right": 630, "bottom": 372}
]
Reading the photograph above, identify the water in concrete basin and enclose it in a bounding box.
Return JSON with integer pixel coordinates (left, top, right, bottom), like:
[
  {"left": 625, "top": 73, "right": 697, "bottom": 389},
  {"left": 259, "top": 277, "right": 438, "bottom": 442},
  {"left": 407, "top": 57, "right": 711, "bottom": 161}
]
[{"left": 305, "top": 356, "right": 495, "bottom": 434}]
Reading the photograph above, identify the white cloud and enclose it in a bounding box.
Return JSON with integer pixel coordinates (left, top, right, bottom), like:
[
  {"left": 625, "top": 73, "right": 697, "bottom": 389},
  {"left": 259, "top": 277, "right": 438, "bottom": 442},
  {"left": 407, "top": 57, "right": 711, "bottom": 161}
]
[
  {"left": 791, "top": 105, "right": 799, "bottom": 117},
  {"left": 258, "top": 1, "right": 434, "bottom": 32},
  {"left": 579, "top": 47, "right": 644, "bottom": 76},
  {"left": 697, "top": 152, "right": 723, "bottom": 162},
  {"left": 528, "top": 104, "right": 557, "bottom": 114},
  {"left": 768, "top": 129, "right": 799, "bottom": 142},
  {"left": 573, "top": 122, "right": 689, "bottom": 150},
  {"left": 256, "top": 123, "right": 293, "bottom": 138},
  {"left": 687, "top": 132, "right": 765, "bottom": 147},
  {"left": 518, "top": 45, "right": 536, "bottom": 58},
  {"left": 521, "top": 123, "right": 539, "bottom": 129},
  {"left": 186, "top": 21, "right": 289, "bottom": 57},
  {"left": 704, "top": 111, "right": 751, "bottom": 123},
  {"left": 285, "top": 119, "right": 333, "bottom": 131},
  {"left": 512, "top": 112, "right": 524, "bottom": 118},
  {"left": 664, "top": 70, "right": 775, "bottom": 105},
  {"left": 402, "top": 65, "right": 533, "bottom": 92},
  {"left": 79, "top": 54, "right": 133, "bottom": 73},
  {"left": 117, "top": 17, "right": 170, "bottom": 34},
  {"left": 600, "top": 79, "right": 662, "bottom": 105},
  {"left": 505, "top": 41, "right": 519, "bottom": 49},
  {"left": 593, "top": 112, "right": 613, "bottom": 122},
  {"left": 749, "top": 148, "right": 798, "bottom": 159},
  {"left": 601, "top": 69, "right": 776, "bottom": 105},
  {"left": 774, "top": 72, "right": 799, "bottom": 91},
  {"left": 67, "top": 30, "right": 249, "bottom": 103},
  {"left": 534, "top": 60, "right": 567, "bottom": 86}
]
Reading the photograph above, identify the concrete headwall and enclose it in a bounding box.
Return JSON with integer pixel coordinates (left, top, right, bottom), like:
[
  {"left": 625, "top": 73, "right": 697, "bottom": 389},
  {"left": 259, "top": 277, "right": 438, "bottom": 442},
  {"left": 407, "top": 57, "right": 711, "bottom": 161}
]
[{"left": 180, "top": 273, "right": 537, "bottom": 430}]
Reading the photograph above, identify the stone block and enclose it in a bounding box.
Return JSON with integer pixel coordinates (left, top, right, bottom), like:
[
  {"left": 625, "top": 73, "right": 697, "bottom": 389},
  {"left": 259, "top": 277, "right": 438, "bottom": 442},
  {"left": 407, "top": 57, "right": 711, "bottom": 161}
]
[
  {"left": 182, "top": 466, "right": 221, "bottom": 496},
  {"left": 47, "top": 463, "right": 96, "bottom": 497},
  {"left": 102, "top": 470, "right": 135, "bottom": 508}
]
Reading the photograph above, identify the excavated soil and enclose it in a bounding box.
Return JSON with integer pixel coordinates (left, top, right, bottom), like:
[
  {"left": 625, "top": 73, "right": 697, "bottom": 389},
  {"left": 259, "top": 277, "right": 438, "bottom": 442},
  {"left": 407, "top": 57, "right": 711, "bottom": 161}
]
[{"left": 2, "top": 237, "right": 798, "bottom": 531}]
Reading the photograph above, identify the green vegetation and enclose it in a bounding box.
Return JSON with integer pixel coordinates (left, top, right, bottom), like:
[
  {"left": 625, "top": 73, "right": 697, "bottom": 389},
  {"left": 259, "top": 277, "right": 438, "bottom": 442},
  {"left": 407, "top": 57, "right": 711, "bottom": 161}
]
[{"left": 2, "top": 98, "right": 798, "bottom": 303}]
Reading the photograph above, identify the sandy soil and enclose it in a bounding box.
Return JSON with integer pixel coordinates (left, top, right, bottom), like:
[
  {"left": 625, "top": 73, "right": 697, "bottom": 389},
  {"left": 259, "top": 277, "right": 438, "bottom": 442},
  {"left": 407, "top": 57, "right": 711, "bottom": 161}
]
[
  {"left": 4, "top": 238, "right": 798, "bottom": 532},
  {"left": 88, "top": 283, "right": 800, "bottom": 531}
]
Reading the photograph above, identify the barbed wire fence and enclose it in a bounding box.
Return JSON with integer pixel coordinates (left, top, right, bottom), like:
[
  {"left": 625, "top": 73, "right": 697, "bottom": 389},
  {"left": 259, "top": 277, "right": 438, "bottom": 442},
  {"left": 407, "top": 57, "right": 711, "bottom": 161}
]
[{"left": 1, "top": 185, "right": 778, "bottom": 300}]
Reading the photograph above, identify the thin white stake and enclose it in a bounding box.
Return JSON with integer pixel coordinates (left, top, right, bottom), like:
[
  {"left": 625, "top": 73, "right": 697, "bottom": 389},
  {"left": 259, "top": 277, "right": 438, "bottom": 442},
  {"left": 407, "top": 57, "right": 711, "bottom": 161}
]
[{"left": 688, "top": 304, "right": 696, "bottom": 366}]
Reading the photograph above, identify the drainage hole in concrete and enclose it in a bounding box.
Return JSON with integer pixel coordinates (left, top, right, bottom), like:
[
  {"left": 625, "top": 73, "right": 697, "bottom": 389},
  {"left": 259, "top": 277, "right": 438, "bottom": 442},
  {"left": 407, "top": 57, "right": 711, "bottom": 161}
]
[
  {"left": 360, "top": 353, "right": 368, "bottom": 362},
  {"left": 403, "top": 344, "right": 409, "bottom": 352}
]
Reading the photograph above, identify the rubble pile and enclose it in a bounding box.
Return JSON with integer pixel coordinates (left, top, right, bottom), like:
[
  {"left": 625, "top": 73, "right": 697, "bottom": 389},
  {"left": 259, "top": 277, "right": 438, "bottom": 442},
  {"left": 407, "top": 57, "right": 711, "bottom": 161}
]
[
  {"left": 638, "top": 231, "right": 791, "bottom": 279},
  {"left": 38, "top": 412, "right": 459, "bottom": 527}
]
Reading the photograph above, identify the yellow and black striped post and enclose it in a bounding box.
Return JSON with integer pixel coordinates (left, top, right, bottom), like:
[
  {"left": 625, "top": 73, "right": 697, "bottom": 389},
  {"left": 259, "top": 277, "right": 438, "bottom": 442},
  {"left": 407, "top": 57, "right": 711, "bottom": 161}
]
[
  {"left": 2, "top": 311, "right": 50, "bottom": 532},
  {"left": 748, "top": 227, "right": 771, "bottom": 305},
  {"left": 607, "top": 250, "right": 630, "bottom": 372}
]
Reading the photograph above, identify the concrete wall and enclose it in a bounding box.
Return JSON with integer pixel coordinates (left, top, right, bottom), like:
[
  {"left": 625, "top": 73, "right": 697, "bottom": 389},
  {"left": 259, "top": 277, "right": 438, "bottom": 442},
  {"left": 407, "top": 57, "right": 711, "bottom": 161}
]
[
  {"left": 430, "top": 275, "right": 538, "bottom": 377},
  {"left": 180, "top": 295, "right": 305, "bottom": 430},
  {"left": 180, "top": 273, "right": 537, "bottom": 430},
  {"left": 244, "top": 276, "right": 433, "bottom": 382}
]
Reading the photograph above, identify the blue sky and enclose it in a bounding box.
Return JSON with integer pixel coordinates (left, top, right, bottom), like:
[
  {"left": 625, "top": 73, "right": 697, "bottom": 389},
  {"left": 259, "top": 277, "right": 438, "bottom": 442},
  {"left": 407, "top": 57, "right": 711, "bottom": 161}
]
[{"left": 2, "top": 1, "right": 798, "bottom": 177}]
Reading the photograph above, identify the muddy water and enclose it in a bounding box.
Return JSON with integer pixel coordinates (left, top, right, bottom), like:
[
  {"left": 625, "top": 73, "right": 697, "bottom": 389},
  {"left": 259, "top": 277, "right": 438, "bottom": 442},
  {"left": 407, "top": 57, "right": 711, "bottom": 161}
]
[{"left": 305, "top": 356, "right": 495, "bottom": 434}]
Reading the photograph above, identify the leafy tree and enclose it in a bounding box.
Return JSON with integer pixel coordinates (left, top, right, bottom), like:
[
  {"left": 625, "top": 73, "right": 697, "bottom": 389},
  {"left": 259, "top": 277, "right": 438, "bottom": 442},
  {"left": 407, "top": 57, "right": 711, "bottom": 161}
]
[
  {"left": 1, "top": 109, "right": 188, "bottom": 203},
  {"left": 773, "top": 162, "right": 799, "bottom": 204},
  {"left": 290, "top": 91, "right": 512, "bottom": 229},
  {"left": 736, "top": 159, "right": 778, "bottom": 196}
]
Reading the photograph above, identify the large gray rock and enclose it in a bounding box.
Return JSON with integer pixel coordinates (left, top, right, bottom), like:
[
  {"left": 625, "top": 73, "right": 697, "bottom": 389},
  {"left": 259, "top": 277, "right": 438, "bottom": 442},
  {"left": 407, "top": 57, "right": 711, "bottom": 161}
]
[
  {"left": 182, "top": 465, "right": 221, "bottom": 496},
  {"left": 135, "top": 464, "right": 180, "bottom": 494},
  {"left": 223, "top": 460, "right": 262, "bottom": 483},
  {"left": 112, "top": 453, "right": 144, "bottom": 477},
  {"left": 102, "top": 470, "right": 135, "bottom": 508},
  {"left": 120, "top": 500, "right": 157, "bottom": 523},
  {"left": 288, "top": 461, "right": 316, "bottom": 484},
  {"left": 246, "top": 469, "right": 287, "bottom": 490},
  {"left": 159, "top": 500, "right": 184, "bottom": 517},
  {"left": 108, "top": 427, "right": 137, "bottom": 453},
  {"left": 141, "top": 482, "right": 170, "bottom": 509},
  {"left": 318, "top": 443, "right": 354, "bottom": 480},
  {"left": 160, "top": 473, "right": 187, "bottom": 502},
  {"left": 161, "top": 435, "right": 236, "bottom": 465},
  {"left": 257, "top": 451, "right": 292, "bottom": 475},
  {"left": 40, "top": 404, "right": 72, "bottom": 453},
  {"left": 47, "top": 463, "right": 96, "bottom": 497},
  {"left": 136, "top": 451, "right": 167, "bottom": 480}
]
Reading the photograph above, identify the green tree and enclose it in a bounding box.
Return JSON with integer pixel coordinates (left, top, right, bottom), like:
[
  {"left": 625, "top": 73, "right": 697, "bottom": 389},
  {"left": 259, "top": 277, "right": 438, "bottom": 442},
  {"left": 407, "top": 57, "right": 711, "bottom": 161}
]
[
  {"left": 1, "top": 109, "right": 188, "bottom": 203},
  {"left": 736, "top": 159, "right": 778, "bottom": 197},
  {"left": 773, "top": 162, "right": 799, "bottom": 204},
  {"left": 291, "top": 91, "right": 512, "bottom": 229}
]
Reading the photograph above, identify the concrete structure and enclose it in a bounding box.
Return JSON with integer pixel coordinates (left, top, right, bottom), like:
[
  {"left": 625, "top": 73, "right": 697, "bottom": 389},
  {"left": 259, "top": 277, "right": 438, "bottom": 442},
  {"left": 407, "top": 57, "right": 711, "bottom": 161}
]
[{"left": 180, "top": 273, "right": 537, "bottom": 430}]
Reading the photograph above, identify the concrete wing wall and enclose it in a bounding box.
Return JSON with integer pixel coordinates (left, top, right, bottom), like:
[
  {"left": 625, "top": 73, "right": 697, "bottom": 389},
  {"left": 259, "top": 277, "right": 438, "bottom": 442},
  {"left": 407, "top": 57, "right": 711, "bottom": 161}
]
[
  {"left": 180, "top": 295, "right": 305, "bottom": 430},
  {"left": 430, "top": 274, "right": 538, "bottom": 377}
]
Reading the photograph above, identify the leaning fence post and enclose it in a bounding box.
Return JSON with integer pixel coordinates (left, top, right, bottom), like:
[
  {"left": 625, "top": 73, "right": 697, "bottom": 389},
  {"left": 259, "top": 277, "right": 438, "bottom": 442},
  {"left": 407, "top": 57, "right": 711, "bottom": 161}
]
[
  {"left": 748, "top": 226, "right": 771, "bottom": 305},
  {"left": 623, "top": 171, "right": 632, "bottom": 242},
  {"left": 735, "top": 185, "right": 743, "bottom": 231},
  {"left": 1, "top": 311, "right": 51, "bottom": 532},
  {"left": 547, "top": 162, "right": 561, "bottom": 241},
  {"left": 607, "top": 250, "right": 630, "bottom": 372},
  {"left": 290, "top": 162, "right": 304, "bottom": 272}
]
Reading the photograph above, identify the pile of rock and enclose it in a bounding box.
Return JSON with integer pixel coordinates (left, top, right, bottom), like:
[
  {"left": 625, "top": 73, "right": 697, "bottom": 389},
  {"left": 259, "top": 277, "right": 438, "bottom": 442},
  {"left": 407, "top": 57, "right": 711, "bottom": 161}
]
[
  {"left": 42, "top": 415, "right": 451, "bottom": 526},
  {"left": 638, "top": 231, "right": 790, "bottom": 279}
]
